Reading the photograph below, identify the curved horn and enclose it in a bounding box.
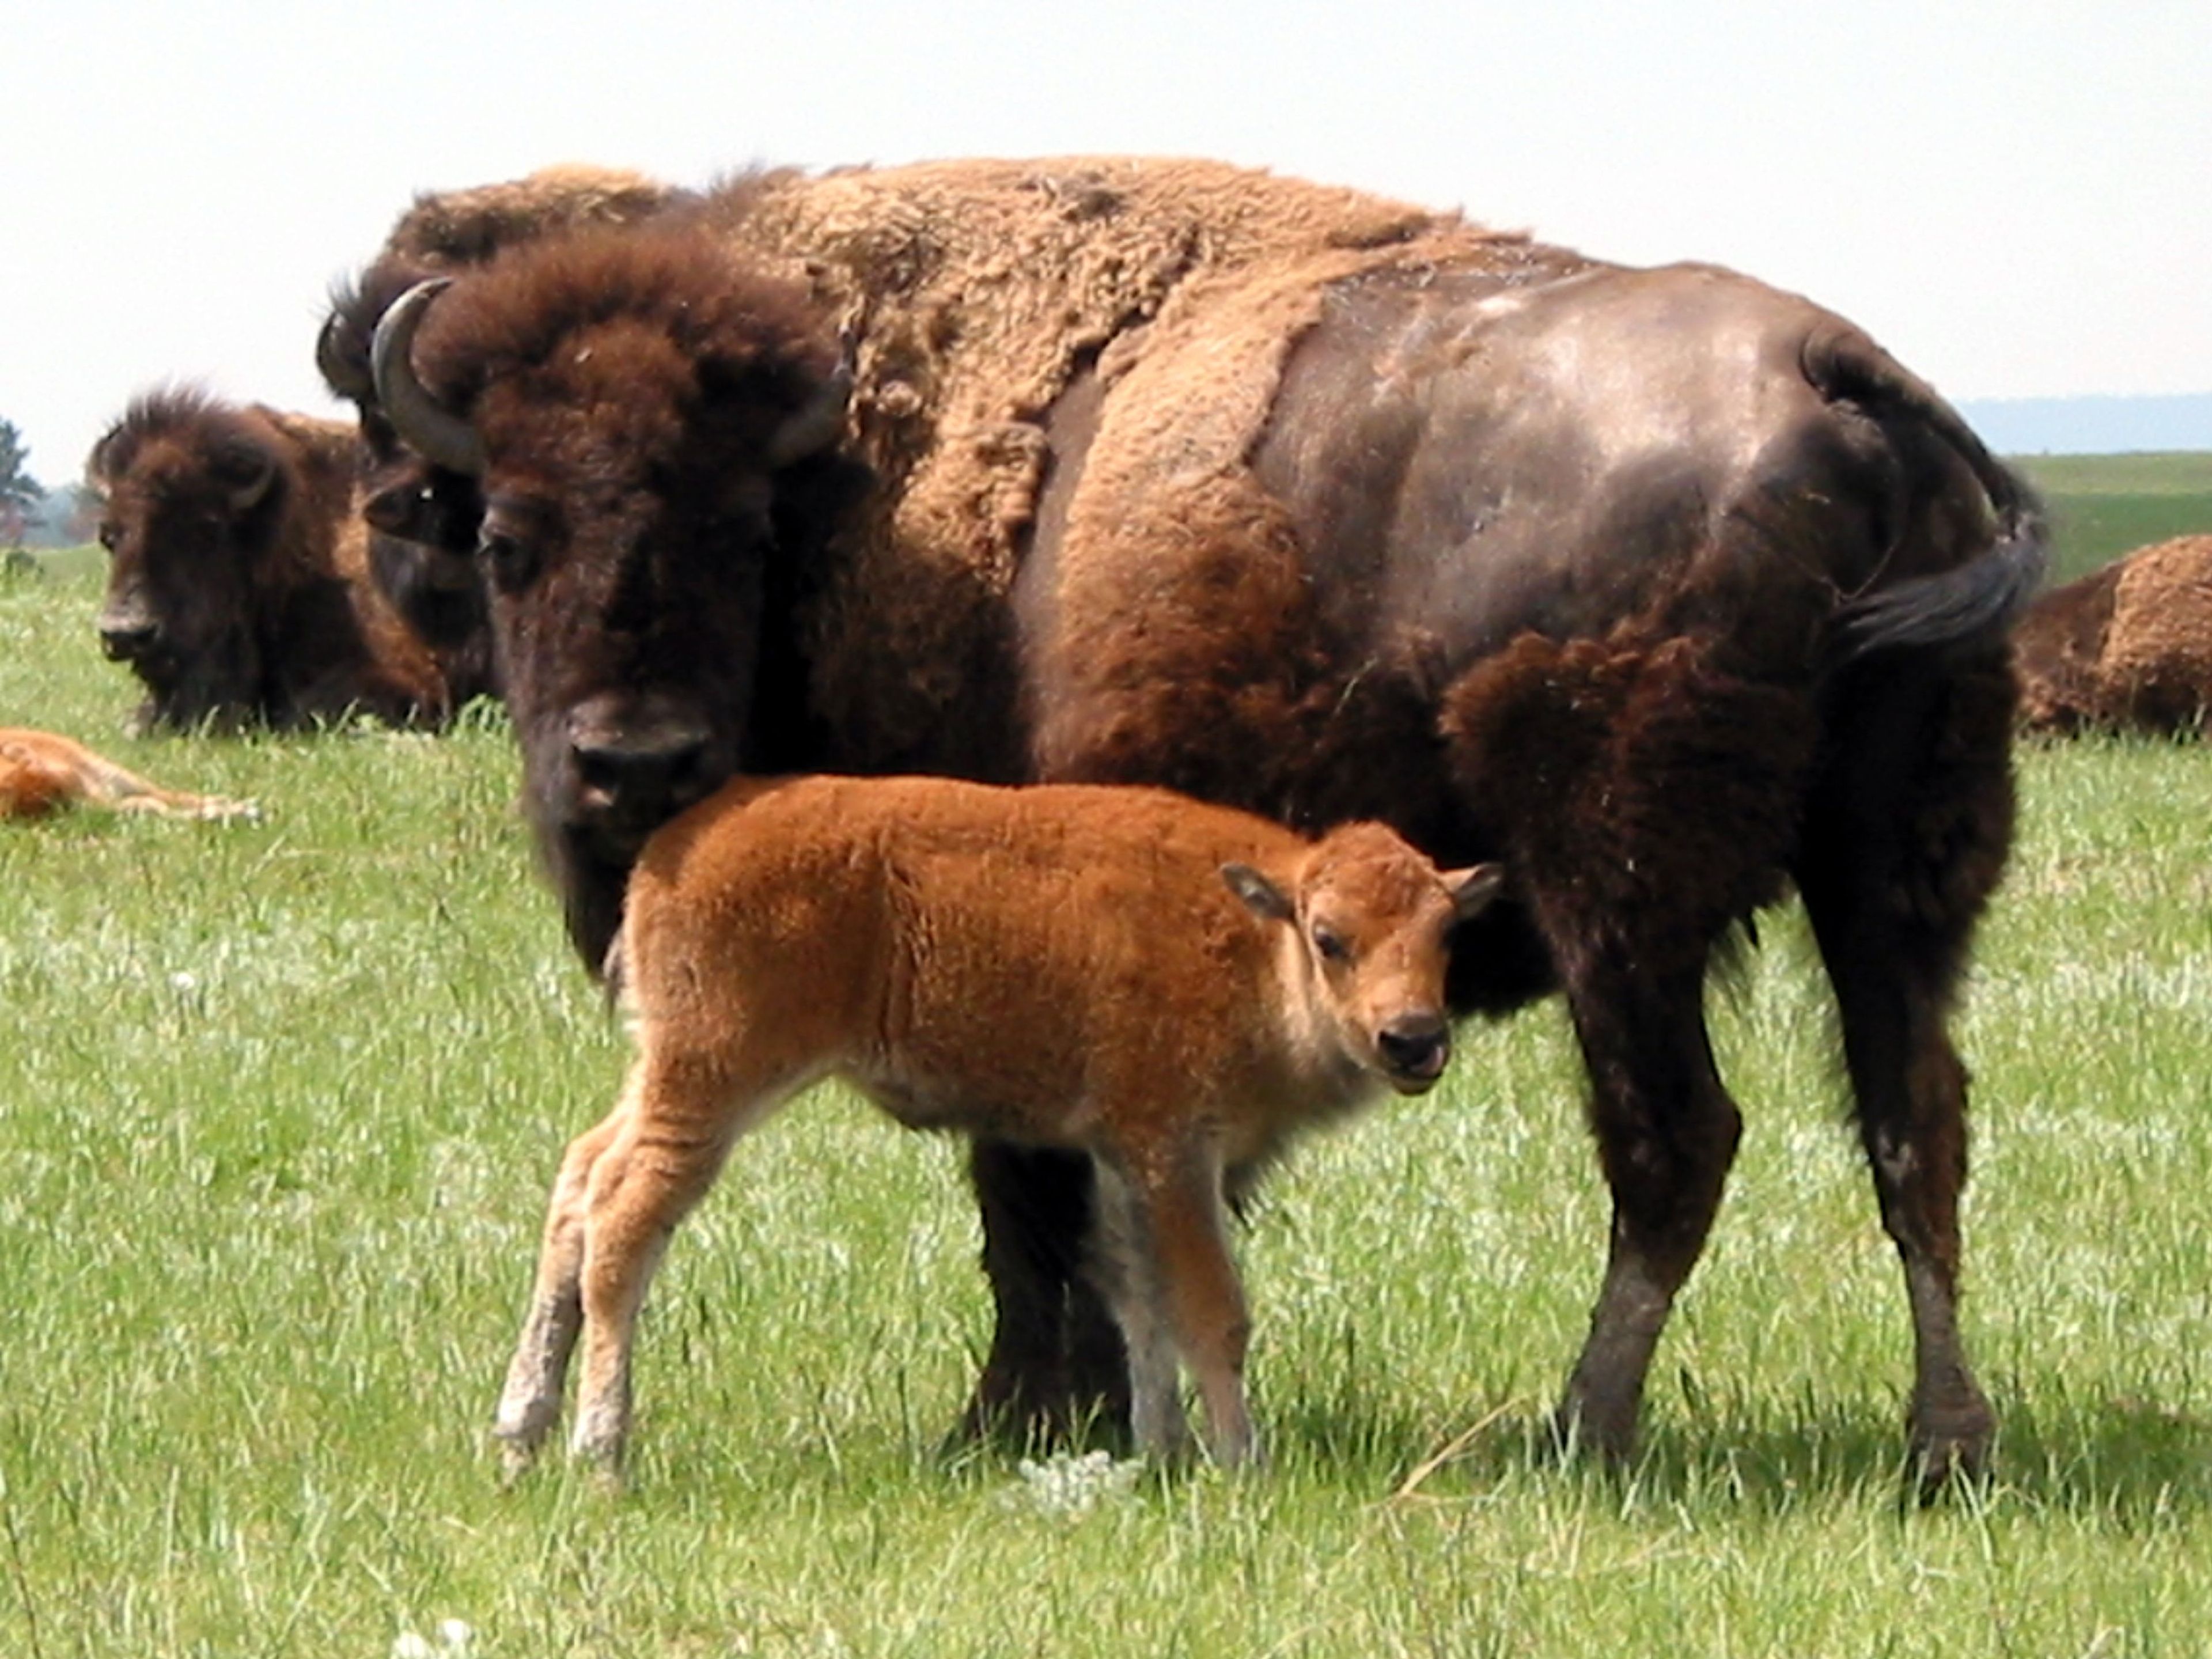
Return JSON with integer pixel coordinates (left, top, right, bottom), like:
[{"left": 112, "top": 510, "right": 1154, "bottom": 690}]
[
  {"left": 766, "top": 361, "right": 853, "bottom": 468},
  {"left": 227, "top": 453, "right": 278, "bottom": 516},
  {"left": 316, "top": 309, "right": 371, "bottom": 401},
  {"left": 370, "top": 279, "right": 486, "bottom": 476}
]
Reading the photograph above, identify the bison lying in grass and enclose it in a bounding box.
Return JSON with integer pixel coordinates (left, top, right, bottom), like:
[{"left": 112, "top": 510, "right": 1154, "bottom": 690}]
[
  {"left": 2013, "top": 534, "right": 2212, "bottom": 735},
  {"left": 88, "top": 388, "right": 449, "bottom": 733},
  {"left": 350, "top": 156, "right": 2044, "bottom": 1483},
  {"left": 495, "top": 774, "right": 1499, "bottom": 1478},
  {"left": 0, "top": 728, "right": 255, "bottom": 821}
]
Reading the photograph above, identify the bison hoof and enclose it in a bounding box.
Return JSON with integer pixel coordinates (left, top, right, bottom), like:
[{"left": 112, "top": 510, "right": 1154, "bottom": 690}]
[{"left": 1909, "top": 1401, "right": 1995, "bottom": 1496}]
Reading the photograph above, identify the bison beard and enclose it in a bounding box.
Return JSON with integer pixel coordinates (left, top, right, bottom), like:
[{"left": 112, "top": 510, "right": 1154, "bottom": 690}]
[{"left": 347, "top": 156, "right": 2044, "bottom": 1483}]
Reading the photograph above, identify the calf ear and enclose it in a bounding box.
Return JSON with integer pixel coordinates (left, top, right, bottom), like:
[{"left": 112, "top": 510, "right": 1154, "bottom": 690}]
[
  {"left": 1222, "top": 862, "right": 1295, "bottom": 923},
  {"left": 1444, "top": 862, "right": 1505, "bottom": 919}
]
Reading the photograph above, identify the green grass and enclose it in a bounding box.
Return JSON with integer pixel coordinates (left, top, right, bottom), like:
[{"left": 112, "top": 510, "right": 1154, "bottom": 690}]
[
  {"left": 5, "top": 553, "right": 2212, "bottom": 1656},
  {"left": 2010, "top": 452, "right": 2212, "bottom": 585}
]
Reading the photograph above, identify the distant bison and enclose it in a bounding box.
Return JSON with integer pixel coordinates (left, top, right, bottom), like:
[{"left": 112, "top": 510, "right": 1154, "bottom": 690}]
[
  {"left": 353, "top": 156, "right": 2043, "bottom": 1482},
  {"left": 90, "top": 389, "right": 448, "bottom": 732},
  {"left": 0, "top": 727, "right": 255, "bottom": 821},
  {"left": 2013, "top": 534, "right": 2212, "bottom": 734},
  {"left": 498, "top": 774, "right": 1500, "bottom": 1478},
  {"left": 316, "top": 165, "right": 681, "bottom": 706}
]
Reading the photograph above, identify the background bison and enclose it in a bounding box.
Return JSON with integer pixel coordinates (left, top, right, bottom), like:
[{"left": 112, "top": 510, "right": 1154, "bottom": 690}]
[
  {"left": 344, "top": 156, "right": 2043, "bottom": 1483},
  {"left": 89, "top": 388, "right": 447, "bottom": 732},
  {"left": 2013, "top": 534, "right": 2212, "bottom": 734}
]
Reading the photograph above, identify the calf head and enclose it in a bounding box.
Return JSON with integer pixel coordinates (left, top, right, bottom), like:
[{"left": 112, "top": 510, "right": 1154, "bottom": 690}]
[
  {"left": 370, "top": 225, "right": 857, "bottom": 961},
  {"left": 88, "top": 391, "right": 296, "bottom": 730},
  {"left": 1224, "top": 823, "right": 1502, "bottom": 1094}
]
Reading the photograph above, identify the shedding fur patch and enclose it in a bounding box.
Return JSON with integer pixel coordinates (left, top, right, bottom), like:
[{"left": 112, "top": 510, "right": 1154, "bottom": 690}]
[{"left": 2015, "top": 535, "right": 2212, "bottom": 734}]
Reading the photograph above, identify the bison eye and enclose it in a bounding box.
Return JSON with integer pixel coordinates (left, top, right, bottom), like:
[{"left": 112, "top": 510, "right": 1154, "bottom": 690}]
[
  {"left": 1310, "top": 923, "right": 1351, "bottom": 963},
  {"left": 97, "top": 523, "right": 118, "bottom": 552},
  {"left": 478, "top": 527, "right": 540, "bottom": 593}
]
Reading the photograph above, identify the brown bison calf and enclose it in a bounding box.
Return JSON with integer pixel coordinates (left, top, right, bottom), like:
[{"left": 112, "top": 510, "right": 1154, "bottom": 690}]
[
  {"left": 0, "top": 728, "right": 255, "bottom": 821},
  {"left": 497, "top": 774, "right": 1499, "bottom": 1476}
]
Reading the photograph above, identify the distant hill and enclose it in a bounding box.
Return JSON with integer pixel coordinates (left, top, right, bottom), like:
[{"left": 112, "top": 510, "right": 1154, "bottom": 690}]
[{"left": 1957, "top": 393, "right": 2212, "bottom": 456}]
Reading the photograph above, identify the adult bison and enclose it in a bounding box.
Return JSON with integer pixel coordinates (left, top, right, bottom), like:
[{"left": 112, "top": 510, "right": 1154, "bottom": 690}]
[
  {"left": 355, "top": 157, "right": 2043, "bottom": 1482},
  {"left": 90, "top": 388, "right": 448, "bottom": 732},
  {"left": 316, "top": 165, "right": 680, "bottom": 706},
  {"left": 2012, "top": 534, "right": 2212, "bottom": 734}
]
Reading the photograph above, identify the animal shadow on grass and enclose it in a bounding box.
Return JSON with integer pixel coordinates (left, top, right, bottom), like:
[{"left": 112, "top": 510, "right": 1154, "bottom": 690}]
[{"left": 1352, "top": 1384, "right": 2212, "bottom": 1521}]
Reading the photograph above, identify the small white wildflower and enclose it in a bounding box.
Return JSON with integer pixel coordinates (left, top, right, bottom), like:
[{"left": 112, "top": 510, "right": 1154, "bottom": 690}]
[
  {"left": 392, "top": 1634, "right": 434, "bottom": 1659},
  {"left": 1005, "top": 1449, "right": 1142, "bottom": 1520},
  {"left": 438, "top": 1619, "right": 475, "bottom": 1651},
  {"left": 170, "top": 972, "right": 197, "bottom": 992}
]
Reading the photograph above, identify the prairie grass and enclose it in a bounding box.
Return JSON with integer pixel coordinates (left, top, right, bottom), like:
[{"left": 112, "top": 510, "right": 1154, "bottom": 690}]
[{"left": 3, "top": 554, "right": 2210, "bottom": 1656}]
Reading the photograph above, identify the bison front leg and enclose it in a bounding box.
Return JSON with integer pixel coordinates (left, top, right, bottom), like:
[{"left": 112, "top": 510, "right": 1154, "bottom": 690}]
[
  {"left": 1557, "top": 955, "right": 1744, "bottom": 1465},
  {"left": 957, "top": 1142, "right": 1133, "bottom": 1449}
]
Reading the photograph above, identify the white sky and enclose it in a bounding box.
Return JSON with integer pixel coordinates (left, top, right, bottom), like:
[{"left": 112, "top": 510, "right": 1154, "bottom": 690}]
[{"left": 5, "top": 0, "right": 2207, "bottom": 483}]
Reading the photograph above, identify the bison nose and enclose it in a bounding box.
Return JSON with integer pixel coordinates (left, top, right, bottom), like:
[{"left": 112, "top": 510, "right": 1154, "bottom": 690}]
[
  {"left": 569, "top": 715, "right": 714, "bottom": 820},
  {"left": 1377, "top": 1013, "right": 1450, "bottom": 1088},
  {"left": 99, "top": 618, "right": 161, "bottom": 661}
]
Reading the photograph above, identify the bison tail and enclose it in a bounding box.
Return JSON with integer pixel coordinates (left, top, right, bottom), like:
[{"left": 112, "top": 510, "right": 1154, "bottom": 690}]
[
  {"left": 1830, "top": 513, "right": 2048, "bottom": 663},
  {"left": 1805, "top": 322, "right": 2051, "bottom": 663}
]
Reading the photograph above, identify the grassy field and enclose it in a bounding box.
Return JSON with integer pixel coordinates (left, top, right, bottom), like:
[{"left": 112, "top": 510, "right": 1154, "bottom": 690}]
[
  {"left": 3, "top": 550, "right": 2210, "bottom": 1657},
  {"left": 2013, "top": 452, "right": 2212, "bottom": 586}
]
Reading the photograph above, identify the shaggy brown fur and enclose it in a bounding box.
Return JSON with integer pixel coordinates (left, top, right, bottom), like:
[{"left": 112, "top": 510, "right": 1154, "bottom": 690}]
[
  {"left": 0, "top": 728, "right": 255, "bottom": 821},
  {"left": 353, "top": 154, "right": 2044, "bottom": 1483},
  {"left": 317, "top": 166, "right": 685, "bottom": 706},
  {"left": 493, "top": 774, "right": 1497, "bottom": 1478},
  {"left": 89, "top": 390, "right": 447, "bottom": 732},
  {"left": 2013, "top": 535, "right": 2212, "bottom": 734}
]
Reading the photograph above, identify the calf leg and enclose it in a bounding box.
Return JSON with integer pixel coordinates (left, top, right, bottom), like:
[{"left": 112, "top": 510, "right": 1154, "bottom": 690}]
[
  {"left": 1086, "top": 1161, "right": 1192, "bottom": 1459},
  {"left": 1116, "top": 1141, "right": 1258, "bottom": 1469},
  {"left": 1558, "top": 953, "right": 1744, "bottom": 1464},
  {"left": 565, "top": 1047, "right": 776, "bottom": 1479},
  {"left": 494, "top": 1105, "right": 625, "bottom": 1472}
]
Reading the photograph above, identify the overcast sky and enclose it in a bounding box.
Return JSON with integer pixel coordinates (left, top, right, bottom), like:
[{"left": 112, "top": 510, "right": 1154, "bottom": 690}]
[{"left": 5, "top": 0, "right": 2206, "bottom": 482}]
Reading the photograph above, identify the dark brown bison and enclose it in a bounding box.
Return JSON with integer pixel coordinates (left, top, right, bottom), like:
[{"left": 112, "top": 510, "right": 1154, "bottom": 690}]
[
  {"left": 89, "top": 389, "right": 448, "bottom": 732},
  {"left": 356, "top": 156, "right": 2043, "bottom": 1483},
  {"left": 316, "top": 165, "right": 681, "bottom": 707},
  {"left": 2013, "top": 533, "right": 2212, "bottom": 734}
]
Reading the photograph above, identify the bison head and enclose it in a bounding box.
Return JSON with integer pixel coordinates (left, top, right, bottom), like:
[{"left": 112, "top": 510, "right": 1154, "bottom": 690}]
[
  {"left": 1225, "top": 823, "right": 1502, "bottom": 1096},
  {"left": 372, "top": 226, "right": 855, "bottom": 961},
  {"left": 87, "top": 390, "right": 296, "bottom": 732}
]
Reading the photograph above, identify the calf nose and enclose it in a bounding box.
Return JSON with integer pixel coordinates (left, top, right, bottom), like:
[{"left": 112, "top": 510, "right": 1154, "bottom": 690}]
[
  {"left": 98, "top": 618, "right": 161, "bottom": 661},
  {"left": 1377, "top": 1013, "right": 1450, "bottom": 1085}
]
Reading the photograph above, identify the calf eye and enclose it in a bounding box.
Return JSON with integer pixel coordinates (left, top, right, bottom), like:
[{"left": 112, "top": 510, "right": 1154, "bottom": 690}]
[
  {"left": 97, "top": 524, "right": 118, "bottom": 552},
  {"left": 1311, "top": 924, "right": 1350, "bottom": 963},
  {"left": 478, "top": 527, "right": 540, "bottom": 593}
]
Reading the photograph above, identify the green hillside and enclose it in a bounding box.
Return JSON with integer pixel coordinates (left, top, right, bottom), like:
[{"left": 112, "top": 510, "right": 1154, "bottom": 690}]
[{"left": 2010, "top": 451, "right": 2212, "bottom": 585}]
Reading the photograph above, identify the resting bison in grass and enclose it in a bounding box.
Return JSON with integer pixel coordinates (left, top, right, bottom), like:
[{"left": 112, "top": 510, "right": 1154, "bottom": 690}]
[
  {"left": 89, "top": 389, "right": 447, "bottom": 732},
  {"left": 2012, "top": 534, "right": 2212, "bottom": 735},
  {"left": 316, "top": 165, "right": 680, "bottom": 707},
  {"left": 352, "top": 156, "right": 2043, "bottom": 1482},
  {"left": 0, "top": 727, "right": 255, "bottom": 821}
]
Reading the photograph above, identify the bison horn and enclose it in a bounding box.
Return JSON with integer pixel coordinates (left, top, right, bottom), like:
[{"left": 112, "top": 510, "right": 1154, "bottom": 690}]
[
  {"left": 371, "top": 279, "right": 486, "bottom": 477},
  {"left": 316, "top": 310, "right": 371, "bottom": 401},
  {"left": 766, "top": 359, "right": 853, "bottom": 468}
]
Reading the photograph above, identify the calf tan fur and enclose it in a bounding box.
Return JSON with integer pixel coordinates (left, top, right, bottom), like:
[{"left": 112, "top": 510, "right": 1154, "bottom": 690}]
[
  {"left": 0, "top": 728, "right": 256, "bottom": 821},
  {"left": 497, "top": 774, "right": 1498, "bottom": 1475}
]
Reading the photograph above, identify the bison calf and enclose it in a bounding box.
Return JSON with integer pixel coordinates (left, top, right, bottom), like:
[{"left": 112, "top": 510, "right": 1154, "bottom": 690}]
[
  {"left": 497, "top": 774, "right": 1499, "bottom": 1476},
  {"left": 0, "top": 728, "right": 256, "bottom": 821}
]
